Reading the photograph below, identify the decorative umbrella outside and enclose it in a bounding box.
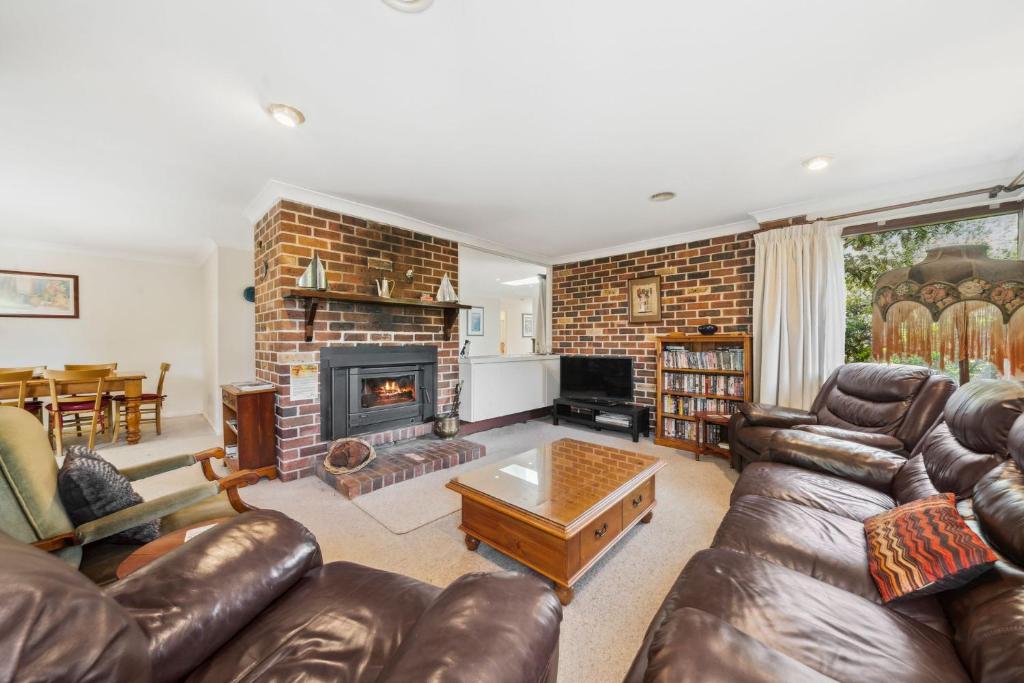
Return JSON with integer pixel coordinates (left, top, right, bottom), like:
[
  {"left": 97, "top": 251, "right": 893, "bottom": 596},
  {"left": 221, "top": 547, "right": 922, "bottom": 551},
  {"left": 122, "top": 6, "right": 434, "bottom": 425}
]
[{"left": 872, "top": 244, "right": 1024, "bottom": 384}]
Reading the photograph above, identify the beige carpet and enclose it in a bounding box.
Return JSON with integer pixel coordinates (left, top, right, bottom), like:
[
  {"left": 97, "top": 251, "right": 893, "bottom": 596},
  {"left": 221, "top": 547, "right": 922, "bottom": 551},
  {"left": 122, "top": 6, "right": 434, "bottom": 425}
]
[{"left": 100, "top": 415, "right": 737, "bottom": 683}]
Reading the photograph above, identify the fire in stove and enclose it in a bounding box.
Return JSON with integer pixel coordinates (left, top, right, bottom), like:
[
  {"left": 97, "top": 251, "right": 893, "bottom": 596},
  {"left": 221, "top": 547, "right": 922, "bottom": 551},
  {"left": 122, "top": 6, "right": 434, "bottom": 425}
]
[{"left": 362, "top": 376, "right": 417, "bottom": 408}]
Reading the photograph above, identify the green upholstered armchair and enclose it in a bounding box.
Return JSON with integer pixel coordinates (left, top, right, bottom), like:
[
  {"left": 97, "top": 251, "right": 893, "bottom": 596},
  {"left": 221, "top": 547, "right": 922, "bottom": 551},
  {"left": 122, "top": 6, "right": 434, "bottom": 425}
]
[{"left": 0, "top": 406, "right": 258, "bottom": 584}]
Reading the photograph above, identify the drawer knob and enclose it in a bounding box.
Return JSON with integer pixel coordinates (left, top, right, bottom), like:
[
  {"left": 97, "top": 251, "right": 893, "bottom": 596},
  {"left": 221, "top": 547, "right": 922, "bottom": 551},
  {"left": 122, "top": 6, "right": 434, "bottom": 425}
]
[
  {"left": 632, "top": 494, "right": 644, "bottom": 508},
  {"left": 594, "top": 522, "right": 609, "bottom": 539}
]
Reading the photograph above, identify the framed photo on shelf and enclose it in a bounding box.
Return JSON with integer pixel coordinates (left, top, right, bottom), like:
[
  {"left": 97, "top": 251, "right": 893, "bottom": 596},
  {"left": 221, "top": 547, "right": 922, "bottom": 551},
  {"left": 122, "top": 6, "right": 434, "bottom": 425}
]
[
  {"left": 627, "top": 275, "right": 660, "bottom": 323},
  {"left": 522, "top": 313, "right": 534, "bottom": 337},
  {"left": 466, "top": 307, "right": 485, "bottom": 336},
  {"left": 0, "top": 270, "right": 79, "bottom": 319}
]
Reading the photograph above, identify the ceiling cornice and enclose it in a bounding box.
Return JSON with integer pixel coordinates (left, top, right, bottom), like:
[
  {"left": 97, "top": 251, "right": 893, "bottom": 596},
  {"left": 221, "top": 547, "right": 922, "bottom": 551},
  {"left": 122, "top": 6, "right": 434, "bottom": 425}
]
[
  {"left": 243, "top": 158, "right": 1024, "bottom": 270},
  {"left": 0, "top": 238, "right": 203, "bottom": 266},
  {"left": 243, "top": 180, "right": 555, "bottom": 265},
  {"left": 749, "top": 159, "right": 1023, "bottom": 227},
  {"left": 549, "top": 219, "right": 758, "bottom": 265}
]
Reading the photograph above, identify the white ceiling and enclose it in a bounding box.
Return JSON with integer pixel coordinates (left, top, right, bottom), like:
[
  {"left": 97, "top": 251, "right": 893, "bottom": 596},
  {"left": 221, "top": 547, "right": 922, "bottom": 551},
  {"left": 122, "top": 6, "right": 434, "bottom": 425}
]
[{"left": 2, "top": 1, "right": 1023, "bottom": 263}]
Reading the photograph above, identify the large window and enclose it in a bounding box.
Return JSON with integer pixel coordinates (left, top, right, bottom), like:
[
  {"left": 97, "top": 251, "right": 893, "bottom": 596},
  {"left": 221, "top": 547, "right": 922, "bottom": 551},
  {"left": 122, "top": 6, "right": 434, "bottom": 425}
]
[{"left": 844, "top": 212, "right": 1021, "bottom": 382}]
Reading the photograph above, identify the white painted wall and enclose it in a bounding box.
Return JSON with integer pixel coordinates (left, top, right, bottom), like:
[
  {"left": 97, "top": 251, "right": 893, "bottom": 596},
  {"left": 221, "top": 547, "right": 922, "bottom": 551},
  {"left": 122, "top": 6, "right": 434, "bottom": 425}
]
[
  {"left": 201, "top": 245, "right": 256, "bottom": 431},
  {"left": 505, "top": 297, "right": 535, "bottom": 355},
  {"left": 460, "top": 296, "right": 501, "bottom": 356},
  {"left": 0, "top": 243, "right": 205, "bottom": 416}
]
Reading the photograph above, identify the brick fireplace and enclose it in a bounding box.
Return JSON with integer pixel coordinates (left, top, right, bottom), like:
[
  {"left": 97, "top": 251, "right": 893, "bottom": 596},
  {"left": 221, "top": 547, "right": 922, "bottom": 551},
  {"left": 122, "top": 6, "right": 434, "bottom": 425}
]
[{"left": 253, "top": 199, "right": 460, "bottom": 481}]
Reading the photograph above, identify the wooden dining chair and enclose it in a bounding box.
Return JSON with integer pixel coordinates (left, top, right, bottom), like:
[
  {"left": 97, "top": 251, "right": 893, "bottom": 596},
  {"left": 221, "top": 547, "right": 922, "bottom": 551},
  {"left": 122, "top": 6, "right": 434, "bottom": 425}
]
[
  {"left": 113, "top": 362, "right": 170, "bottom": 440},
  {"left": 63, "top": 363, "right": 118, "bottom": 437},
  {"left": 0, "top": 368, "right": 44, "bottom": 420},
  {"left": 45, "top": 369, "right": 112, "bottom": 454}
]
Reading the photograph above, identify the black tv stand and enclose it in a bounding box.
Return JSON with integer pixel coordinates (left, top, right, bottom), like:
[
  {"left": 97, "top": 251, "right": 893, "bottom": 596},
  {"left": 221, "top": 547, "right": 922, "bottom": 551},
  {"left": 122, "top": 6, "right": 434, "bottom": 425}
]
[{"left": 551, "top": 397, "right": 650, "bottom": 442}]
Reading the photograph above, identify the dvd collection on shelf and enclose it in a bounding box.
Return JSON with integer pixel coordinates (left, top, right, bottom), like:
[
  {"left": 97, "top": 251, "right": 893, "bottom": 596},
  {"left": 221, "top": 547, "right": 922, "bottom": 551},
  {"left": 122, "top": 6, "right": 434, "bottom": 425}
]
[
  {"left": 662, "top": 346, "right": 745, "bottom": 370},
  {"left": 661, "top": 418, "right": 729, "bottom": 446},
  {"left": 662, "top": 395, "right": 740, "bottom": 416},
  {"left": 662, "top": 372, "right": 745, "bottom": 396}
]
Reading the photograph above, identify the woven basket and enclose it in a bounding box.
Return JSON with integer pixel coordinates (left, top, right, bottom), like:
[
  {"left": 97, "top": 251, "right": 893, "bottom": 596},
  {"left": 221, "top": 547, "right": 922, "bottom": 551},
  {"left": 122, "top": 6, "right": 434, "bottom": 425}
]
[{"left": 322, "top": 438, "right": 376, "bottom": 475}]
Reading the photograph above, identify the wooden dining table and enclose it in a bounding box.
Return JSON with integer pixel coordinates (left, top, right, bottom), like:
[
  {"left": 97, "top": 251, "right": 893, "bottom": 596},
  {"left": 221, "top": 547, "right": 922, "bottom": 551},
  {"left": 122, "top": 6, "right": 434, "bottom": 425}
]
[{"left": 0, "top": 371, "right": 148, "bottom": 445}]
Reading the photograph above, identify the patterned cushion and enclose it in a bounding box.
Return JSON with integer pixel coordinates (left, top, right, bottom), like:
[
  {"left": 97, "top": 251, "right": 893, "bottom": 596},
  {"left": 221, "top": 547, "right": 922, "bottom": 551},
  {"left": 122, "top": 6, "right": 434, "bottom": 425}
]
[
  {"left": 865, "top": 493, "right": 997, "bottom": 603},
  {"left": 57, "top": 446, "right": 160, "bottom": 544}
]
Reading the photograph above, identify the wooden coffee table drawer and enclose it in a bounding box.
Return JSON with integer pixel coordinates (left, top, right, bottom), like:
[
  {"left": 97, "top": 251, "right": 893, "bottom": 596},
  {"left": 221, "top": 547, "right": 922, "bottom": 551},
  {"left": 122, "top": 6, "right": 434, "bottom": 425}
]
[
  {"left": 579, "top": 504, "right": 623, "bottom": 565},
  {"left": 622, "top": 477, "right": 654, "bottom": 526}
]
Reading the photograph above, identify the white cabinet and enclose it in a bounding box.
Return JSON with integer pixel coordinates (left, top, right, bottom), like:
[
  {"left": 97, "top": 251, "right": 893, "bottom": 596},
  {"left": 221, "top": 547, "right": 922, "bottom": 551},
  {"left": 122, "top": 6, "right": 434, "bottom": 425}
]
[{"left": 459, "top": 355, "right": 560, "bottom": 422}]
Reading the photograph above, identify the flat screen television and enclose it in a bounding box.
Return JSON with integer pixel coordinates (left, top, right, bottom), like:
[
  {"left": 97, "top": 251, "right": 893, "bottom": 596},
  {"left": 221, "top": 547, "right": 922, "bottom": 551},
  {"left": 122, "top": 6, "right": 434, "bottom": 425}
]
[{"left": 559, "top": 355, "right": 633, "bottom": 402}]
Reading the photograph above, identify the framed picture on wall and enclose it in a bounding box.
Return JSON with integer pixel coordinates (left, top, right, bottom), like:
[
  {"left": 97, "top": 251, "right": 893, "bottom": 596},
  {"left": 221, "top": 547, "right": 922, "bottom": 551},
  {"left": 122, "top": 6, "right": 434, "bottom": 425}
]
[
  {"left": 466, "top": 307, "right": 485, "bottom": 336},
  {"left": 627, "top": 275, "right": 661, "bottom": 323},
  {"left": 522, "top": 313, "right": 534, "bottom": 337},
  {"left": 0, "top": 270, "right": 79, "bottom": 318}
]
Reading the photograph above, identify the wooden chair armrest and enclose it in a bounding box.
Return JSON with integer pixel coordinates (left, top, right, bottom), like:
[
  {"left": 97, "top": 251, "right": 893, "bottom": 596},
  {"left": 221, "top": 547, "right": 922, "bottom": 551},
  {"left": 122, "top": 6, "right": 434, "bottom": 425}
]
[
  {"left": 217, "top": 469, "right": 261, "bottom": 490},
  {"left": 216, "top": 469, "right": 261, "bottom": 513},
  {"left": 32, "top": 532, "right": 78, "bottom": 553},
  {"left": 194, "top": 447, "right": 225, "bottom": 462},
  {"left": 196, "top": 447, "right": 226, "bottom": 482}
]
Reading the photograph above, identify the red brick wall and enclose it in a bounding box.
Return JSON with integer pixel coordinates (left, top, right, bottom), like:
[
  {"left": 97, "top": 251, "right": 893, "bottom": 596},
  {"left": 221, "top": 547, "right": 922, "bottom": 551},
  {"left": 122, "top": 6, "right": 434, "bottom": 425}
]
[
  {"left": 253, "top": 200, "right": 460, "bottom": 481},
  {"left": 551, "top": 234, "right": 754, "bottom": 406}
]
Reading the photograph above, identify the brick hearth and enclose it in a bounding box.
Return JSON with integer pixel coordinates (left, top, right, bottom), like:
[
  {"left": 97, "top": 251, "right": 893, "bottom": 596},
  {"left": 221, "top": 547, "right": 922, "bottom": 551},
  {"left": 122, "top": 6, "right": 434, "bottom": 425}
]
[
  {"left": 253, "top": 199, "right": 460, "bottom": 481},
  {"left": 315, "top": 437, "right": 485, "bottom": 498}
]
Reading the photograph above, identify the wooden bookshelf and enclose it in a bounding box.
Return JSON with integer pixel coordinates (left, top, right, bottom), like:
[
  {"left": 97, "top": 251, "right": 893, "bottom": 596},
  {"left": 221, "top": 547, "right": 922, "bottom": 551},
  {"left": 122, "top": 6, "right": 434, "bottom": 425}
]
[
  {"left": 221, "top": 384, "right": 278, "bottom": 480},
  {"left": 654, "top": 333, "right": 752, "bottom": 454}
]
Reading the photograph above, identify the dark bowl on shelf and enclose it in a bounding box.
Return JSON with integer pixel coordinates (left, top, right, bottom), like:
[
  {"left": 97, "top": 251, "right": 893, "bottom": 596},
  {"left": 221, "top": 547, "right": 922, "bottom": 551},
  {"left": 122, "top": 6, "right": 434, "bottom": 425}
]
[{"left": 697, "top": 324, "right": 719, "bottom": 335}]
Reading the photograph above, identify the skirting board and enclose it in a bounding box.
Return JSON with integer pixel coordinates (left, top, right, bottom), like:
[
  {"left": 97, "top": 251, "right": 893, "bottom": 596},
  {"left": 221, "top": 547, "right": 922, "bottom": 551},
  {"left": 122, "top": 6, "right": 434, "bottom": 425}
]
[{"left": 458, "top": 407, "right": 551, "bottom": 436}]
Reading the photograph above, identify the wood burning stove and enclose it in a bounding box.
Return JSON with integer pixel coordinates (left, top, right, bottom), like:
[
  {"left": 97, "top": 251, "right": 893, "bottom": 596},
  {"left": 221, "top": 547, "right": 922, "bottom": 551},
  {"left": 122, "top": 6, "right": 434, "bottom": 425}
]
[{"left": 320, "top": 346, "right": 437, "bottom": 439}]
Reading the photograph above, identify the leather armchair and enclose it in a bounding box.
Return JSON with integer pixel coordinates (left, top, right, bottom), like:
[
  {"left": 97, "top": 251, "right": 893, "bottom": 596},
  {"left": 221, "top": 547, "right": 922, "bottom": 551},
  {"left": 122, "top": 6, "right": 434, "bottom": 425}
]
[
  {"left": 0, "top": 406, "right": 255, "bottom": 584},
  {"left": 0, "top": 510, "right": 563, "bottom": 683},
  {"left": 728, "top": 363, "right": 955, "bottom": 469}
]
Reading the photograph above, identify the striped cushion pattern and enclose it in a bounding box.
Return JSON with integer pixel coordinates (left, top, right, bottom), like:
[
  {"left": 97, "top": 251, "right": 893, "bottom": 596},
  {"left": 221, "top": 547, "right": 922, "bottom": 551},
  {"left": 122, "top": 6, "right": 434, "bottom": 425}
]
[{"left": 864, "top": 493, "right": 997, "bottom": 603}]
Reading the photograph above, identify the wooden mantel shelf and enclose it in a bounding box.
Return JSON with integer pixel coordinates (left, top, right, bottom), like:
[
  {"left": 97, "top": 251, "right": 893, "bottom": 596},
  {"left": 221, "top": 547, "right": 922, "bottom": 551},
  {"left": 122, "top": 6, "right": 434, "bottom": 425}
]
[{"left": 284, "top": 288, "right": 472, "bottom": 342}]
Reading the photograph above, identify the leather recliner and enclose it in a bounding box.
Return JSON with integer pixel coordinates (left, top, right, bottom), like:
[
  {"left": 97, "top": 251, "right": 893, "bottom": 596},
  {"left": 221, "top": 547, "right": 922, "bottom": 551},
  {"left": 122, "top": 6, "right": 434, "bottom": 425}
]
[
  {"left": 728, "top": 363, "right": 955, "bottom": 469},
  {"left": 0, "top": 509, "right": 563, "bottom": 683},
  {"left": 626, "top": 378, "right": 1024, "bottom": 682}
]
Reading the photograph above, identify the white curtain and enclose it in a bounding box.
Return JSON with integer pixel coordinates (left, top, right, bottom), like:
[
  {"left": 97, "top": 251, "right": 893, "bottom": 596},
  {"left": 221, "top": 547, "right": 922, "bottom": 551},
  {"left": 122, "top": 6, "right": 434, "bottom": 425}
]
[
  {"left": 534, "top": 274, "right": 548, "bottom": 354},
  {"left": 753, "top": 221, "right": 846, "bottom": 409}
]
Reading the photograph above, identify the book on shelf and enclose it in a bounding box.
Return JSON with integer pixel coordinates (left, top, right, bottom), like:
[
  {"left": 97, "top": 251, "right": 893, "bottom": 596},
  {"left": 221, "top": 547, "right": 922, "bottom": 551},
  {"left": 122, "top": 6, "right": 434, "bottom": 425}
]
[
  {"left": 660, "top": 417, "right": 729, "bottom": 445},
  {"left": 662, "top": 395, "right": 740, "bottom": 416},
  {"left": 662, "top": 372, "right": 745, "bottom": 397},
  {"left": 225, "top": 444, "right": 238, "bottom": 456},
  {"left": 662, "top": 346, "right": 744, "bottom": 371}
]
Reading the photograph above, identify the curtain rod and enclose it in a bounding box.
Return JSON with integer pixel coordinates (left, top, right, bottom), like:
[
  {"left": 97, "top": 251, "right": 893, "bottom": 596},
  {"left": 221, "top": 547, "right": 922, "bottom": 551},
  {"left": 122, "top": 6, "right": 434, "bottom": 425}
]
[{"left": 758, "top": 168, "right": 1024, "bottom": 231}]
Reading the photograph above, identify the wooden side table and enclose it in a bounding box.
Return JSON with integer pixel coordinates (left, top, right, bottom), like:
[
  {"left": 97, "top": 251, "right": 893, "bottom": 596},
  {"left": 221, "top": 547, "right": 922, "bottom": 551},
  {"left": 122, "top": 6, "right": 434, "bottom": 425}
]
[
  {"left": 694, "top": 411, "right": 732, "bottom": 462},
  {"left": 115, "top": 517, "right": 232, "bottom": 579}
]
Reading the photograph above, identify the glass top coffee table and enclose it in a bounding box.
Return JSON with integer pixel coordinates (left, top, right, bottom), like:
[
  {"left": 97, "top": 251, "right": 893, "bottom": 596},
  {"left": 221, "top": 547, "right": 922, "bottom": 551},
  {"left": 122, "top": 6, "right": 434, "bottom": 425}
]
[{"left": 446, "top": 438, "right": 664, "bottom": 605}]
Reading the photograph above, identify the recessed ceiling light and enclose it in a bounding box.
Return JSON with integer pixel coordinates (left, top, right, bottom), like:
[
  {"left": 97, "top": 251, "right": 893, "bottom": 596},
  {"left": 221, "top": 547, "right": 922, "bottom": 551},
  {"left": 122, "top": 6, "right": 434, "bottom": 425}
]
[
  {"left": 802, "top": 155, "right": 833, "bottom": 171},
  {"left": 501, "top": 276, "right": 540, "bottom": 286},
  {"left": 267, "top": 103, "right": 305, "bottom": 128},
  {"left": 649, "top": 191, "right": 676, "bottom": 202},
  {"left": 382, "top": 0, "right": 434, "bottom": 12}
]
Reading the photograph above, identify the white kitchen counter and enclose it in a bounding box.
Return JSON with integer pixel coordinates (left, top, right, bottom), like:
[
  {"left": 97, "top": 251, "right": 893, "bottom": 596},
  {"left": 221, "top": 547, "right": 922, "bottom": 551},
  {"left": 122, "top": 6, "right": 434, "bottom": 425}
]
[{"left": 458, "top": 354, "right": 560, "bottom": 422}]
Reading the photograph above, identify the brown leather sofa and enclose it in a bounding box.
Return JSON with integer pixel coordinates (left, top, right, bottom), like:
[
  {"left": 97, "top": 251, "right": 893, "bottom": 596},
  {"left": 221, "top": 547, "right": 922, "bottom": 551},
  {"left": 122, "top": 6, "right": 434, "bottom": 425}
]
[
  {"left": 0, "top": 509, "right": 562, "bottom": 683},
  {"left": 627, "top": 378, "right": 1024, "bottom": 682},
  {"left": 729, "top": 363, "right": 955, "bottom": 469}
]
